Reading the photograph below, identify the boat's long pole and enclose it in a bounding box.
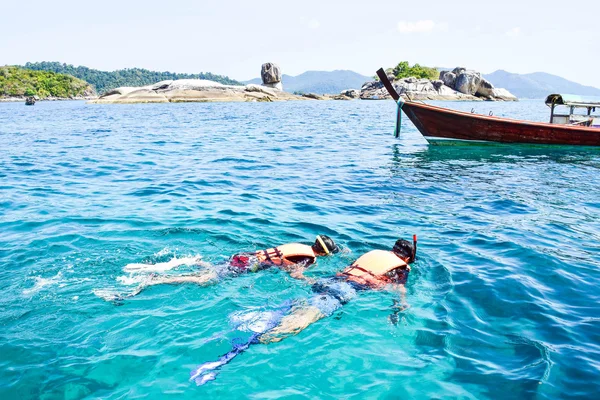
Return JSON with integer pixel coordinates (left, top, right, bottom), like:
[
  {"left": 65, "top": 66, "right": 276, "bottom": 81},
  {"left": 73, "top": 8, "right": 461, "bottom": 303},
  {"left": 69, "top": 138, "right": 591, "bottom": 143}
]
[{"left": 376, "top": 68, "right": 400, "bottom": 101}]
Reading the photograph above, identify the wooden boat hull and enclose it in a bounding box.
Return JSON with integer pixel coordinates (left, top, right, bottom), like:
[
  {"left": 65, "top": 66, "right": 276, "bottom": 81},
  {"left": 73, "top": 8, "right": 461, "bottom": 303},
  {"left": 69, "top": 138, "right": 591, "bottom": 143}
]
[
  {"left": 402, "top": 101, "right": 600, "bottom": 146},
  {"left": 374, "top": 68, "right": 600, "bottom": 146}
]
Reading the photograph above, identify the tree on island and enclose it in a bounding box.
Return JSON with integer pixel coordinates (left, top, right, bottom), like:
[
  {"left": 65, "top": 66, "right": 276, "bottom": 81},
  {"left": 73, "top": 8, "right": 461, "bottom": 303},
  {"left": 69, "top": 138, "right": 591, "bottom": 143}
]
[
  {"left": 21, "top": 62, "right": 242, "bottom": 94},
  {"left": 392, "top": 61, "right": 439, "bottom": 80},
  {"left": 375, "top": 61, "right": 439, "bottom": 81},
  {"left": 0, "top": 66, "right": 92, "bottom": 98}
]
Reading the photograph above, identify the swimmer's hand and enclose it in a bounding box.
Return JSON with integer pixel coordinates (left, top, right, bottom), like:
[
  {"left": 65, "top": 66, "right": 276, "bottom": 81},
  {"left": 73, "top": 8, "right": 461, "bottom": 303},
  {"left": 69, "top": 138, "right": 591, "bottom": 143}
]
[
  {"left": 287, "top": 266, "right": 318, "bottom": 284},
  {"left": 389, "top": 300, "right": 410, "bottom": 325}
]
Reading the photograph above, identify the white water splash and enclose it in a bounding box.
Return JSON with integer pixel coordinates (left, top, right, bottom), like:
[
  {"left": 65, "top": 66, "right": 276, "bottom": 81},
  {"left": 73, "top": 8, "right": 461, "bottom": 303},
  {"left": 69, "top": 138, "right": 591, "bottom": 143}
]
[
  {"left": 23, "top": 272, "right": 63, "bottom": 295},
  {"left": 123, "top": 255, "right": 206, "bottom": 273},
  {"left": 116, "top": 275, "right": 147, "bottom": 285},
  {"left": 154, "top": 247, "right": 172, "bottom": 257},
  {"left": 92, "top": 288, "right": 122, "bottom": 302}
]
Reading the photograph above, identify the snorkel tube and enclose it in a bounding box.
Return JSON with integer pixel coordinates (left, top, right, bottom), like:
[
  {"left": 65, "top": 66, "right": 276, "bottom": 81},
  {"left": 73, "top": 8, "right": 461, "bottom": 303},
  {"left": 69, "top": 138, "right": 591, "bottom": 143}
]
[
  {"left": 412, "top": 234, "right": 417, "bottom": 263},
  {"left": 316, "top": 235, "right": 330, "bottom": 255}
]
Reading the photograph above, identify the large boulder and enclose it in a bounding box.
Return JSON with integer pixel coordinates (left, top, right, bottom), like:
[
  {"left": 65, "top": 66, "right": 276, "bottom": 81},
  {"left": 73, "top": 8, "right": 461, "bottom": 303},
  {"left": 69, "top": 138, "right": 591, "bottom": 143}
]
[
  {"left": 491, "top": 88, "right": 518, "bottom": 101},
  {"left": 245, "top": 84, "right": 278, "bottom": 97},
  {"left": 261, "top": 63, "right": 282, "bottom": 84},
  {"left": 340, "top": 89, "right": 360, "bottom": 98},
  {"left": 435, "top": 85, "right": 461, "bottom": 97},
  {"left": 452, "top": 67, "right": 466, "bottom": 76},
  {"left": 393, "top": 78, "right": 438, "bottom": 97},
  {"left": 476, "top": 78, "right": 495, "bottom": 98},
  {"left": 359, "top": 80, "right": 389, "bottom": 100},
  {"left": 91, "top": 75, "right": 308, "bottom": 104},
  {"left": 439, "top": 71, "right": 456, "bottom": 88},
  {"left": 358, "top": 65, "right": 517, "bottom": 101},
  {"left": 99, "top": 87, "right": 139, "bottom": 98},
  {"left": 455, "top": 70, "right": 482, "bottom": 95}
]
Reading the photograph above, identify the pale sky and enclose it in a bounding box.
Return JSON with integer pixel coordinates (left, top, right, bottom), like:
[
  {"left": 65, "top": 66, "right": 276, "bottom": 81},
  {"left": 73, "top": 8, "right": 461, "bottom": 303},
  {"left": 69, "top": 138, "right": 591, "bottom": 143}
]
[{"left": 2, "top": 0, "right": 599, "bottom": 88}]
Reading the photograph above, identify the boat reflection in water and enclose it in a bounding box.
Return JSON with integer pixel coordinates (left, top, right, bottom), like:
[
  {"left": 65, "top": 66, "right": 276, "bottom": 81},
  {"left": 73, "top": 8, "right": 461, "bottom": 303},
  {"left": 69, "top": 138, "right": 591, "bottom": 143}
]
[{"left": 391, "top": 143, "right": 600, "bottom": 172}]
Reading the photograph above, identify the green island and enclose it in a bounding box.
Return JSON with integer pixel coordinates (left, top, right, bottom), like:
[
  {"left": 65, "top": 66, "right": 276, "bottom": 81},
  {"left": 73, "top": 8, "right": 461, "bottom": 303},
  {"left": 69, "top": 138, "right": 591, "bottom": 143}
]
[
  {"left": 2, "top": 60, "right": 520, "bottom": 103},
  {"left": 362, "top": 60, "right": 517, "bottom": 101},
  {"left": 0, "top": 66, "right": 93, "bottom": 99},
  {"left": 383, "top": 61, "right": 440, "bottom": 81},
  {"left": 21, "top": 62, "right": 242, "bottom": 94}
]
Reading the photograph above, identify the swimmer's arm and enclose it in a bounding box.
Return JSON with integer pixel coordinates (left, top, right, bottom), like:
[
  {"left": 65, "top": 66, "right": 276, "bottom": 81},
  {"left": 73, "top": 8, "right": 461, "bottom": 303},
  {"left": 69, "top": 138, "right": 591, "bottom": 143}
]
[
  {"left": 388, "top": 284, "right": 409, "bottom": 324},
  {"left": 259, "top": 305, "right": 325, "bottom": 344},
  {"left": 102, "top": 272, "right": 218, "bottom": 303},
  {"left": 389, "top": 283, "right": 408, "bottom": 307},
  {"left": 286, "top": 259, "right": 317, "bottom": 284},
  {"left": 288, "top": 266, "right": 317, "bottom": 284}
]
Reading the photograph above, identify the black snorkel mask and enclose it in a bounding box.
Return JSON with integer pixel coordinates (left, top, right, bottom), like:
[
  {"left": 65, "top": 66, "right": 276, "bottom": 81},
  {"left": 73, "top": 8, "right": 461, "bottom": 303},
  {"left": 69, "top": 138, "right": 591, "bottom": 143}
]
[{"left": 316, "top": 235, "right": 338, "bottom": 255}]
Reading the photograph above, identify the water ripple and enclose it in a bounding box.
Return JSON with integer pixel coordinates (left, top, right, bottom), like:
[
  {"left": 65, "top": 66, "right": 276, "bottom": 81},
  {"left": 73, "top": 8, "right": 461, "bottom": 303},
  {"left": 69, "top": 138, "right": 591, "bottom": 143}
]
[{"left": 0, "top": 100, "right": 599, "bottom": 398}]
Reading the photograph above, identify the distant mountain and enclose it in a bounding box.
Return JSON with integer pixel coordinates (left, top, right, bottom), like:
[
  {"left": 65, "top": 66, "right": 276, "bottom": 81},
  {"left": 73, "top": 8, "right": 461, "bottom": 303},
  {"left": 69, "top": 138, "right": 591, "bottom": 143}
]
[
  {"left": 244, "top": 70, "right": 371, "bottom": 94},
  {"left": 484, "top": 70, "right": 600, "bottom": 99},
  {"left": 20, "top": 62, "right": 242, "bottom": 94}
]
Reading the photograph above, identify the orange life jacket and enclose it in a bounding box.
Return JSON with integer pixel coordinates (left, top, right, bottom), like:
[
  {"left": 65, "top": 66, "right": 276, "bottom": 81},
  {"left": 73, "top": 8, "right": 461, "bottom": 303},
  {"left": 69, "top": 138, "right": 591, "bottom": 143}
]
[
  {"left": 255, "top": 243, "right": 316, "bottom": 267},
  {"left": 341, "top": 250, "right": 408, "bottom": 287}
]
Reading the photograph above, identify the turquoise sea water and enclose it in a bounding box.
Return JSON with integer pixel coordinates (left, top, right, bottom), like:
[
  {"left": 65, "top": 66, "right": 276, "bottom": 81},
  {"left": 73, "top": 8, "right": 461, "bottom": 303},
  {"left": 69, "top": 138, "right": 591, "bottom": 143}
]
[{"left": 1, "top": 99, "right": 599, "bottom": 399}]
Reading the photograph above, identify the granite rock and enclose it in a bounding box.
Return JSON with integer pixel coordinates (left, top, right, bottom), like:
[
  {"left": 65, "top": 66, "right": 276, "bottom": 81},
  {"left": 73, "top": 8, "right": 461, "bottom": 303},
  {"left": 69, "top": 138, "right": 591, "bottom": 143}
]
[
  {"left": 261, "top": 63, "right": 282, "bottom": 84},
  {"left": 455, "top": 70, "right": 482, "bottom": 95},
  {"left": 358, "top": 64, "right": 519, "bottom": 101},
  {"left": 476, "top": 78, "right": 495, "bottom": 98},
  {"left": 91, "top": 78, "right": 304, "bottom": 104},
  {"left": 439, "top": 71, "right": 456, "bottom": 88},
  {"left": 340, "top": 89, "right": 360, "bottom": 98},
  {"left": 491, "top": 88, "right": 518, "bottom": 101}
]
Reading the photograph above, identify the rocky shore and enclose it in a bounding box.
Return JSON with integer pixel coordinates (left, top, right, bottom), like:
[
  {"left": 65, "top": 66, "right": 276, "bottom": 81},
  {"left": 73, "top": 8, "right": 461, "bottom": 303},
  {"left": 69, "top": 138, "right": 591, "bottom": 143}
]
[
  {"left": 360, "top": 67, "right": 517, "bottom": 101},
  {"left": 300, "top": 89, "right": 360, "bottom": 101},
  {"left": 86, "top": 63, "right": 517, "bottom": 104},
  {"left": 91, "top": 63, "right": 310, "bottom": 104},
  {"left": 90, "top": 80, "right": 307, "bottom": 104}
]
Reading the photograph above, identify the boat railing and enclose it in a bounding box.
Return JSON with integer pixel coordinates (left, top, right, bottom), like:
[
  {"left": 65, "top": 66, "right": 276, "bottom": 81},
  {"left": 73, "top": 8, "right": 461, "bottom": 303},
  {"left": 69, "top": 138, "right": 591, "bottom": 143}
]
[
  {"left": 546, "top": 94, "right": 600, "bottom": 126},
  {"left": 550, "top": 105, "right": 599, "bottom": 125}
]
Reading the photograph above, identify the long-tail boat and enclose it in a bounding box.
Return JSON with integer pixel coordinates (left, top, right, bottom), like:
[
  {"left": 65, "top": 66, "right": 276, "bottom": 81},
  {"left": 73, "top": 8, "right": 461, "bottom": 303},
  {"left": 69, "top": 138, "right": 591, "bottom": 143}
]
[{"left": 376, "top": 68, "right": 600, "bottom": 146}]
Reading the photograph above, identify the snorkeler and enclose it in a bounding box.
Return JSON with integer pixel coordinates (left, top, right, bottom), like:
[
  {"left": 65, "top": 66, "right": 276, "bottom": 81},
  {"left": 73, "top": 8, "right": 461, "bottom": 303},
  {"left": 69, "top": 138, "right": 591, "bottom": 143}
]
[
  {"left": 190, "top": 237, "right": 417, "bottom": 385},
  {"left": 259, "top": 237, "right": 416, "bottom": 343},
  {"left": 101, "top": 235, "right": 339, "bottom": 301}
]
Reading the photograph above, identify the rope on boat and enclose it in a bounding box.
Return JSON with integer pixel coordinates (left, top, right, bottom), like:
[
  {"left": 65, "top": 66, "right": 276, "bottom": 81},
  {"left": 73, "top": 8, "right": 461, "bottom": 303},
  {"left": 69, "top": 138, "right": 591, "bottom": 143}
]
[{"left": 395, "top": 97, "right": 405, "bottom": 138}]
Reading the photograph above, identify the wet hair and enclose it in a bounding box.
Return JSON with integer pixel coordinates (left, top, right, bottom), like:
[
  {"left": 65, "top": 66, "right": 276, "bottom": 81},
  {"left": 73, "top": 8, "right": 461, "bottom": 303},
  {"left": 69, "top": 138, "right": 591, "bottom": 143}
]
[
  {"left": 312, "top": 235, "right": 339, "bottom": 255},
  {"left": 392, "top": 239, "right": 414, "bottom": 262}
]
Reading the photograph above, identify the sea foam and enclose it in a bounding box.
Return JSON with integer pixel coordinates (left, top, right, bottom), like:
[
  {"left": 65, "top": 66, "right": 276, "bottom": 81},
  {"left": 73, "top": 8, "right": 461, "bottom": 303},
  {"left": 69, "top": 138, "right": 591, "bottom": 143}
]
[{"left": 22, "top": 272, "right": 63, "bottom": 295}]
